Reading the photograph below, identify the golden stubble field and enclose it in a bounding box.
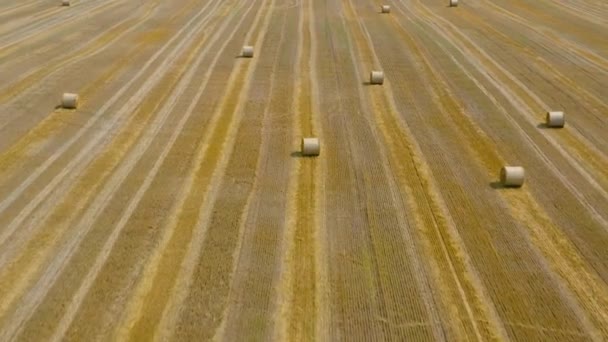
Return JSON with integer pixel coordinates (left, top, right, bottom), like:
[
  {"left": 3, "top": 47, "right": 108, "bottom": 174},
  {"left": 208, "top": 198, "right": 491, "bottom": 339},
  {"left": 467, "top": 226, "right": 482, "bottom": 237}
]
[{"left": 0, "top": 0, "right": 606, "bottom": 340}]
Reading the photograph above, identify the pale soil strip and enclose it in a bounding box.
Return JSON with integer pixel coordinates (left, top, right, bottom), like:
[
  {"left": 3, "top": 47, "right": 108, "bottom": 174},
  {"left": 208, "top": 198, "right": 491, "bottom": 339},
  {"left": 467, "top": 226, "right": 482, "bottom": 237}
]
[
  {"left": 0, "top": 0, "right": 223, "bottom": 335},
  {"left": 0, "top": 0, "right": 160, "bottom": 108},
  {"left": 374, "top": 1, "right": 593, "bottom": 339},
  {"left": 213, "top": 4, "right": 297, "bottom": 340},
  {"left": 0, "top": 0, "right": 221, "bottom": 235},
  {"left": 109, "top": 0, "right": 273, "bottom": 339},
  {"left": 411, "top": 0, "right": 608, "bottom": 226},
  {"left": 0, "top": 0, "right": 125, "bottom": 52},
  {"left": 271, "top": 0, "right": 323, "bottom": 340},
  {"left": 392, "top": 2, "right": 606, "bottom": 338},
  {"left": 41, "top": 4, "right": 244, "bottom": 342}
]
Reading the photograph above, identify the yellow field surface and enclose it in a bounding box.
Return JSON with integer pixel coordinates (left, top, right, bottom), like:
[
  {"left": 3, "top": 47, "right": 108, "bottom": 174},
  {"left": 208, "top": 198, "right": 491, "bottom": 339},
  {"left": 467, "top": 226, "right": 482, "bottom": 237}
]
[{"left": 0, "top": 0, "right": 607, "bottom": 340}]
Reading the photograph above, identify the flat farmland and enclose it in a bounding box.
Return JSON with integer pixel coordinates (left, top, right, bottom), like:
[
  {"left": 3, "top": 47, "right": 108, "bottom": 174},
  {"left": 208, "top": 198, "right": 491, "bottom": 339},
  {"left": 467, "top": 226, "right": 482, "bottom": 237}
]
[{"left": 0, "top": 0, "right": 607, "bottom": 340}]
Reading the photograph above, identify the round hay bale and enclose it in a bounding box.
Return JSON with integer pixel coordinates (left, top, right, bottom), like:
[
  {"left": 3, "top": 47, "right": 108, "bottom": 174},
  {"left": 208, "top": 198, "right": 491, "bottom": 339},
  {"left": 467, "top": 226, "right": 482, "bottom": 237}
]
[
  {"left": 62, "top": 0, "right": 70, "bottom": 6},
  {"left": 370, "top": 71, "right": 384, "bottom": 85},
  {"left": 301, "top": 137, "right": 320, "bottom": 156},
  {"left": 546, "top": 111, "right": 565, "bottom": 128},
  {"left": 500, "top": 166, "right": 525, "bottom": 187},
  {"left": 381, "top": 5, "right": 391, "bottom": 13},
  {"left": 62, "top": 93, "right": 79, "bottom": 109},
  {"left": 242, "top": 46, "right": 254, "bottom": 58},
  {"left": 450, "top": 0, "right": 458, "bottom": 7}
]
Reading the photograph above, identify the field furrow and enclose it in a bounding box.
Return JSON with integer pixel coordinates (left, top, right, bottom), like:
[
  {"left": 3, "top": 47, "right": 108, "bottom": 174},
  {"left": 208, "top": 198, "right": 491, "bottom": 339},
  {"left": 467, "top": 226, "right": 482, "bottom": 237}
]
[{"left": 0, "top": 0, "right": 606, "bottom": 340}]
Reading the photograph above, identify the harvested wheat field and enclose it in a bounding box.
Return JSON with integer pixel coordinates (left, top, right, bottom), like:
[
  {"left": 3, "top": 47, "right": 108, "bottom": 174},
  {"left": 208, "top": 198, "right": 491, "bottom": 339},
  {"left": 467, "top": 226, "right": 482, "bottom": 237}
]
[{"left": 0, "top": 0, "right": 607, "bottom": 340}]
